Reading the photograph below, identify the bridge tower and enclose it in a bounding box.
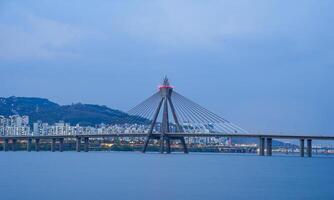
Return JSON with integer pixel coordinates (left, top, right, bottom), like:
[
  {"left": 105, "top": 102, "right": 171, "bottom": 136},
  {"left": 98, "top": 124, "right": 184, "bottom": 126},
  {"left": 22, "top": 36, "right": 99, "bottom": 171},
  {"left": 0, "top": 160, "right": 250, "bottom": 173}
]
[
  {"left": 142, "top": 77, "right": 188, "bottom": 153},
  {"left": 126, "top": 76, "right": 247, "bottom": 153}
]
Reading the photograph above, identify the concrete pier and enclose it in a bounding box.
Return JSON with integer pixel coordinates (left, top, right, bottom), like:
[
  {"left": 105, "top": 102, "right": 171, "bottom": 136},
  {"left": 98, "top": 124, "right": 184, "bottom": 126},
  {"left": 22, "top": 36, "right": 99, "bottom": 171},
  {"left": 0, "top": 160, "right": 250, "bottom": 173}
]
[
  {"left": 166, "top": 138, "right": 171, "bottom": 154},
  {"left": 307, "top": 139, "right": 312, "bottom": 157},
  {"left": 27, "top": 138, "right": 32, "bottom": 152},
  {"left": 35, "top": 139, "right": 40, "bottom": 152},
  {"left": 12, "top": 139, "right": 17, "bottom": 151},
  {"left": 300, "top": 139, "right": 304, "bottom": 157},
  {"left": 159, "top": 136, "right": 164, "bottom": 154},
  {"left": 259, "top": 137, "right": 265, "bottom": 156},
  {"left": 4, "top": 139, "right": 9, "bottom": 151},
  {"left": 180, "top": 137, "right": 188, "bottom": 154},
  {"left": 76, "top": 137, "right": 81, "bottom": 152},
  {"left": 266, "top": 138, "right": 272, "bottom": 156},
  {"left": 51, "top": 138, "right": 56, "bottom": 152},
  {"left": 84, "top": 137, "right": 89, "bottom": 152},
  {"left": 59, "top": 138, "right": 64, "bottom": 152}
]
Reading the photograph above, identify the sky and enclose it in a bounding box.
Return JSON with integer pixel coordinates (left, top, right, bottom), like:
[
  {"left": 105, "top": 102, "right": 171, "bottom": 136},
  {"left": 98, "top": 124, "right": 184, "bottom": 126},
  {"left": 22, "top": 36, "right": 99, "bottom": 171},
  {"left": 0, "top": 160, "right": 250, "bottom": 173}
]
[{"left": 0, "top": 0, "right": 333, "bottom": 135}]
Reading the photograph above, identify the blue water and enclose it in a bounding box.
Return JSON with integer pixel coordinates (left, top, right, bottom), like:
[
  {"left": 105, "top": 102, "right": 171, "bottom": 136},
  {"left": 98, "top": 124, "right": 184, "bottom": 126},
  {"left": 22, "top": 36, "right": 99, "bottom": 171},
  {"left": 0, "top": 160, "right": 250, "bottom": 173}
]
[{"left": 1, "top": 152, "right": 333, "bottom": 200}]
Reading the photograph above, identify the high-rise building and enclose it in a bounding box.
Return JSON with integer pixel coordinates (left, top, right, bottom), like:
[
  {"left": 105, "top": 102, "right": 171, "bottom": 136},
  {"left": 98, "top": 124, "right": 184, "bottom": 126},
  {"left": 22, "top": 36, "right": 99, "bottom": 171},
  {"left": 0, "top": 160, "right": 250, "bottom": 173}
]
[
  {"left": 22, "top": 116, "right": 29, "bottom": 126},
  {"left": 33, "top": 120, "right": 42, "bottom": 135}
]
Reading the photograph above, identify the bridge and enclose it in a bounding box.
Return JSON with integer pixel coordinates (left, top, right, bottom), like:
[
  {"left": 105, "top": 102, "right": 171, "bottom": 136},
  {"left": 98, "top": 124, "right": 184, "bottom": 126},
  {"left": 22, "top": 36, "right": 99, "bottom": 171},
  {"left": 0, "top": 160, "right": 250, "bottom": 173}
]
[
  {"left": 1, "top": 133, "right": 334, "bottom": 157},
  {"left": 1, "top": 77, "right": 333, "bottom": 157}
]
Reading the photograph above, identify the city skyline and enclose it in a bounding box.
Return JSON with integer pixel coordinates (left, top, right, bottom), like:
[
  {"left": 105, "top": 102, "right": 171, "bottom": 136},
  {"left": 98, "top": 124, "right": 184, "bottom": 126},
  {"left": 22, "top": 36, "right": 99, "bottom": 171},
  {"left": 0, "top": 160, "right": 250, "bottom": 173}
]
[{"left": 1, "top": 1, "right": 334, "bottom": 135}]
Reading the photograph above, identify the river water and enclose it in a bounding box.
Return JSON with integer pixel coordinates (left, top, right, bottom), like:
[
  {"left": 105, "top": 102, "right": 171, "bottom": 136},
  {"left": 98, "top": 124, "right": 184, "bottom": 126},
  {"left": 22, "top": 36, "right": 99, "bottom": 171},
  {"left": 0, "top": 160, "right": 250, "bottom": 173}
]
[{"left": 1, "top": 152, "right": 333, "bottom": 200}]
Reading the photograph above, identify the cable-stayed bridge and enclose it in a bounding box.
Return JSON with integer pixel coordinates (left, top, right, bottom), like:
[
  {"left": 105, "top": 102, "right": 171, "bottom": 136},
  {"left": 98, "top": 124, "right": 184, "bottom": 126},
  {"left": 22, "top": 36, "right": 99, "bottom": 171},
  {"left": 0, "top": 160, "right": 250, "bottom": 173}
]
[
  {"left": 1, "top": 77, "right": 334, "bottom": 157},
  {"left": 123, "top": 77, "right": 247, "bottom": 154}
]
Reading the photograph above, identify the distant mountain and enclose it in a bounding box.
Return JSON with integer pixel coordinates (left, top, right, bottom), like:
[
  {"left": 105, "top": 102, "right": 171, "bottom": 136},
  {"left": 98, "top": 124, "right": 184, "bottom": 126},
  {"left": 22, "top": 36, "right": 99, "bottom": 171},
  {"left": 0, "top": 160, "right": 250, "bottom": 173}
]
[{"left": 0, "top": 96, "right": 145, "bottom": 126}]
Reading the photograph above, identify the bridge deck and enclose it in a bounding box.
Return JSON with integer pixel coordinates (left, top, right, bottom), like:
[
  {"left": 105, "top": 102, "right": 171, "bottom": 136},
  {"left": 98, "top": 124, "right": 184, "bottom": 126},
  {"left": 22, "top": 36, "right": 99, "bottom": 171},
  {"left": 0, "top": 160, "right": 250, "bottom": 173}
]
[{"left": 0, "top": 133, "right": 334, "bottom": 140}]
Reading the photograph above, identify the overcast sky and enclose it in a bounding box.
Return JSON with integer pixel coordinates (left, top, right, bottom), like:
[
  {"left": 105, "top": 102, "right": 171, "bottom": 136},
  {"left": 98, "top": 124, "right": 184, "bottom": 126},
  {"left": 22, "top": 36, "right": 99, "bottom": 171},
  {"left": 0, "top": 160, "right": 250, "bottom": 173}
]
[{"left": 1, "top": 0, "right": 333, "bottom": 134}]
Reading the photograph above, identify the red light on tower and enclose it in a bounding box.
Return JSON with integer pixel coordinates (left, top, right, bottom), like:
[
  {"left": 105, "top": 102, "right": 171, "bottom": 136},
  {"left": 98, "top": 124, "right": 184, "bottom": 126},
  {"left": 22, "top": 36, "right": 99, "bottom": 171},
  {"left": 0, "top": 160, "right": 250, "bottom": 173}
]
[
  {"left": 158, "top": 85, "right": 174, "bottom": 89},
  {"left": 158, "top": 76, "right": 174, "bottom": 90}
]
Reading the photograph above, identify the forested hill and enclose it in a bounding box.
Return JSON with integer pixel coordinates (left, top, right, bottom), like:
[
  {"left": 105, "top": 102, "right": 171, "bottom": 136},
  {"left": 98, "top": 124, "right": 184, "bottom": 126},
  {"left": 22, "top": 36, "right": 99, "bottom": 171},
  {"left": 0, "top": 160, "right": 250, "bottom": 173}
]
[{"left": 0, "top": 96, "right": 141, "bottom": 126}]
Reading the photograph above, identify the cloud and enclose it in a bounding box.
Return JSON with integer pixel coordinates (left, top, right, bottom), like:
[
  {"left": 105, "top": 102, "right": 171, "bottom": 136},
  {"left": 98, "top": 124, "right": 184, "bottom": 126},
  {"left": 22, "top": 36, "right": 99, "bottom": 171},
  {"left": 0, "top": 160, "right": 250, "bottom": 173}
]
[
  {"left": 0, "top": 14, "right": 81, "bottom": 60},
  {"left": 111, "top": 1, "right": 263, "bottom": 48},
  {"left": 1, "top": 0, "right": 333, "bottom": 61}
]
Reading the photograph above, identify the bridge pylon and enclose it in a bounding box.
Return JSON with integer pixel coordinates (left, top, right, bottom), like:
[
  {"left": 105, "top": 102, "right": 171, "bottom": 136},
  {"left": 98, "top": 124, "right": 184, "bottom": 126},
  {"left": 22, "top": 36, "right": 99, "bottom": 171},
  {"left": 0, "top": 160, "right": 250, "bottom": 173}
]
[
  {"left": 142, "top": 77, "right": 188, "bottom": 153},
  {"left": 125, "top": 76, "right": 247, "bottom": 153}
]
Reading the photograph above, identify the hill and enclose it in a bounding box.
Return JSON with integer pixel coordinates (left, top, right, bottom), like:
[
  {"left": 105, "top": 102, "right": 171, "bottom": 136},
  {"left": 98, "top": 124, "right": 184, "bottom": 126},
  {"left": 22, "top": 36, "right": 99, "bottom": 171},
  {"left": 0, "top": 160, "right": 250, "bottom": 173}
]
[{"left": 0, "top": 96, "right": 143, "bottom": 126}]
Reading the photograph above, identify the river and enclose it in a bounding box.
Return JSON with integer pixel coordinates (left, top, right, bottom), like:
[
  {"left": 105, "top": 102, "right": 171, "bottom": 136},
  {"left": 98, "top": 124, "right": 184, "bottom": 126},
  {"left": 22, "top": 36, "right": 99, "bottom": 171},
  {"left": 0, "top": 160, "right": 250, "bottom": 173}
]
[{"left": 1, "top": 152, "right": 333, "bottom": 200}]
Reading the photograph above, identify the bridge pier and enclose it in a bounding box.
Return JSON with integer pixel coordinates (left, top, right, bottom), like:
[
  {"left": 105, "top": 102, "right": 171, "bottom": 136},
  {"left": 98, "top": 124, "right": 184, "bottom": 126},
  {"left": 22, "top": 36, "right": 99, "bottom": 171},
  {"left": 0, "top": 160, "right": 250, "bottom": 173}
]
[
  {"left": 266, "top": 138, "right": 272, "bottom": 156},
  {"left": 51, "top": 138, "right": 56, "bottom": 152},
  {"left": 166, "top": 138, "right": 171, "bottom": 154},
  {"left": 27, "top": 138, "right": 32, "bottom": 152},
  {"left": 300, "top": 139, "right": 304, "bottom": 157},
  {"left": 180, "top": 137, "right": 188, "bottom": 154},
  {"left": 84, "top": 137, "right": 89, "bottom": 152},
  {"left": 4, "top": 138, "right": 9, "bottom": 151},
  {"left": 12, "top": 139, "right": 17, "bottom": 151},
  {"left": 307, "top": 139, "right": 312, "bottom": 157},
  {"left": 76, "top": 137, "right": 81, "bottom": 152},
  {"left": 159, "top": 136, "right": 164, "bottom": 154},
  {"left": 259, "top": 137, "right": 265, "bottom": 156},
  {"left": 35, "top": 139, "right": 40, "bottom": 152},
  {"left": 59, "top": 138, "right": 64, "bottom": 152}
]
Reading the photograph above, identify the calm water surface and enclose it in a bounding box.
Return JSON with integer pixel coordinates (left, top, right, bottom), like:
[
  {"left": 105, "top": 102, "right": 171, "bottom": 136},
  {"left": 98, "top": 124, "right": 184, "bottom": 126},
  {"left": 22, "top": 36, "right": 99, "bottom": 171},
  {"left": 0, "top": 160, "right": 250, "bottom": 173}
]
[{"left": 1, "top": 152, "right": 333, "bottom": 200}]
